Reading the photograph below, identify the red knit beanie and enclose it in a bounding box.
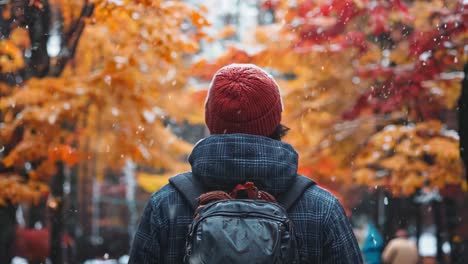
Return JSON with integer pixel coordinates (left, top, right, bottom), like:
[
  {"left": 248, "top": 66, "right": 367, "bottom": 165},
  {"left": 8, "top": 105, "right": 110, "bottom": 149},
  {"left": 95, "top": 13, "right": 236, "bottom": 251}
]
[{"left": 205, "top": 64, "right": 283, "bottom": 137}]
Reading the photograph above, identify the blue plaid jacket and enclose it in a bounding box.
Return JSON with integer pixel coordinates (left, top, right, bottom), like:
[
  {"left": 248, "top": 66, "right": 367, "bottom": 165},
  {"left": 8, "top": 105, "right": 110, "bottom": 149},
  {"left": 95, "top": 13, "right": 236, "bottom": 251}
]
[{"left": 129, "top": 134, "right": 363, "bottom": 263}]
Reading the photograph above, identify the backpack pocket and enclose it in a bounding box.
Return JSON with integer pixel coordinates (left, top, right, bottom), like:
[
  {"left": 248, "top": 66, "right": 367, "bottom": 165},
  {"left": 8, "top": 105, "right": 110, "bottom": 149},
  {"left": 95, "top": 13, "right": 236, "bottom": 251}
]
[{"left": 184, "top": 200, "right": 299, "bottom": 264}]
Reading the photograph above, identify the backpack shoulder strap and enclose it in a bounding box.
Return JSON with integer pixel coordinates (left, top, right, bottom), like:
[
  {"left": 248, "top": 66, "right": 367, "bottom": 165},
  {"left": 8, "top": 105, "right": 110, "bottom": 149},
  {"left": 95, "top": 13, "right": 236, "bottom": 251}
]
[
  {"left": 169, "top": 172, "right": 204, "bottom": 211},
  {"left": 278, "top": 175, "right": 316, "bottom": 210}
]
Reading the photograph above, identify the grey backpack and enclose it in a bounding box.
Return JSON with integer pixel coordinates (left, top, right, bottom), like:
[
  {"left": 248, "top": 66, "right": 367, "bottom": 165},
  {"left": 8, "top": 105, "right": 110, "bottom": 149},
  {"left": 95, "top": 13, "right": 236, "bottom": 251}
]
[{"left": 170, "top": 174, "right": 315, "bottom": 264}]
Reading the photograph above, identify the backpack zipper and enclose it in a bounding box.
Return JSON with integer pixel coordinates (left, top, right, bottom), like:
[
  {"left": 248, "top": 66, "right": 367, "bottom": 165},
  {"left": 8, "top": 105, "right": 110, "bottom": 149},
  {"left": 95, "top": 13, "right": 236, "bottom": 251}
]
[{"left": 188, "top": 211, "right": 289, "bottom": 238}]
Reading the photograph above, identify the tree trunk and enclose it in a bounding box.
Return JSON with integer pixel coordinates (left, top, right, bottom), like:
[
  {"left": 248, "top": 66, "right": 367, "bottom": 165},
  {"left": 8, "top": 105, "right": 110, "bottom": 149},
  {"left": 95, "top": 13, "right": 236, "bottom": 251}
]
[
  {"left": 415, "top": 202, "right": 421, "bottom": 250},
  {"left": 433, "top": 201, "right": 444, "bottom": 263},
  {"left": 383, "top": 194, "right": 393, "bottom": 243},
  {"left": 0, "top": 203, "right": 16, "bottom": 264},
  {"left": 459, "top": 63, "right": 468, "bottom": 183},
  {"left": 445, "top": 198, "right": 457, "bottom": 263},
  {"left": 125, "top": 159, "right": 138, "bottom": 249},
  {"left": 66, "top": 165, "right": 79, "bottom": 264},
  {"left": 28, "top": 199, "right": 46, "bottom": 228},
  {"left": 50, "top": 162, "right": 65, "bottom": 264}
]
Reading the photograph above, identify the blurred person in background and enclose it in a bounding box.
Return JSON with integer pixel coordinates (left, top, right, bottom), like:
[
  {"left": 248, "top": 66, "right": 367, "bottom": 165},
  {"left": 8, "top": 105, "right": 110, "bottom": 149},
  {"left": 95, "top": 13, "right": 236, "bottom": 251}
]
[
  {"left": 362, "top": 222, "right": 384, "bottom": 264},
  {"left": 353, "top": 214, "right": 384, "bottom": 264},
  {"left": 382, "top": 229, "right": 419, "bottom": 264}
]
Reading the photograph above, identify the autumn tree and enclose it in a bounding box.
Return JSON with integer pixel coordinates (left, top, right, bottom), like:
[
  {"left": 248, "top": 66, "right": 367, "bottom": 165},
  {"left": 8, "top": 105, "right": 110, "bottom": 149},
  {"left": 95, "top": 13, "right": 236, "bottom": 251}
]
[
  {"left": 283, "top": 0, "right": 467, "bottom": 193},
  {"left": 0, "top": 0, "right": 208, "bottom": 262},
  {"left": 190, "top": 0, "right": 466, "bottom": 210}
]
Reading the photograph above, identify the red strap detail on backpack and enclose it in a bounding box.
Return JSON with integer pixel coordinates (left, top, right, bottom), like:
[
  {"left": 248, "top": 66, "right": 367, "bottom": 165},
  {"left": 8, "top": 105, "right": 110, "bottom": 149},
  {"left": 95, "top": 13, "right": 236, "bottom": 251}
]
[
  {"left": 196, "top": 182, "right": 277, "bottom": 209},
  {"left": 230, "top": 182, "right": 258, "bottom": 199},
  {"left": 198, "top": 191, "right": 232, "bottom": 206},
  {"left": 230, "top": 182, "right": 277, "bottom": 202}
]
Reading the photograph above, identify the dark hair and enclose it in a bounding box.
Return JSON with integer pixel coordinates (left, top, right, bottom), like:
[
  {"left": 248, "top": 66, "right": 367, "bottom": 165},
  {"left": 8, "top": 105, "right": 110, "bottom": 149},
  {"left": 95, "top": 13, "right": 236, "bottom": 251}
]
[{"left": 269, "top": 124, "right": 290, "bottom": 141}]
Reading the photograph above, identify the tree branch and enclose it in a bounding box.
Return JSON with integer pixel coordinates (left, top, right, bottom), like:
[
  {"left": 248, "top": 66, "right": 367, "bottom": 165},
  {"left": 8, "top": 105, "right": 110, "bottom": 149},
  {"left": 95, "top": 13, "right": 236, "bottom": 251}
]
[
  {"left": 0, "top": 0, "right": 95, "bottom": 85},
  {"left": 49, "top": 1, "right": 94, "bottom": 77}
]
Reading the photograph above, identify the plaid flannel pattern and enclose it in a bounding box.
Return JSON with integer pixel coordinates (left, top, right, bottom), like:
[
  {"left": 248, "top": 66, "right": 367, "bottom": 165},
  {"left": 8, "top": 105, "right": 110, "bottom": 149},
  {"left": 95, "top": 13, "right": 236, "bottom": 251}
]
[{"left": 129, "top": 134, "right": 363, "bottom": 264}]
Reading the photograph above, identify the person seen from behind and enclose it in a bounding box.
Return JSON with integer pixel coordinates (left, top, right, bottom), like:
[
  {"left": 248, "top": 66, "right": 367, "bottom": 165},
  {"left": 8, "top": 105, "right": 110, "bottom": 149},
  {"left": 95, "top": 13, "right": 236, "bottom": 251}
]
[
  {"left": 382, "top": 229, "right": 419, "bottom": 264},
  {"left": 129, "top": 64, "right": 363, "bottom": 263}
]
